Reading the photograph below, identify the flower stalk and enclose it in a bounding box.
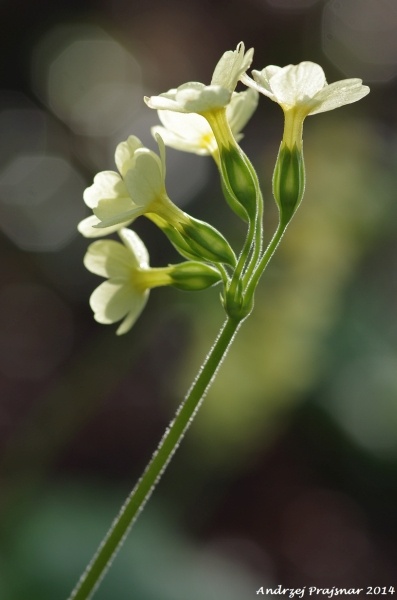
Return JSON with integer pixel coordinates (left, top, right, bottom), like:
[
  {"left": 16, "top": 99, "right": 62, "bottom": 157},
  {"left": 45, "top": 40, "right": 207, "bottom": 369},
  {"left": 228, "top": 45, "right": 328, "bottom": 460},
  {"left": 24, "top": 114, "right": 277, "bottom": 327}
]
[{"left": 68, "top": 316, "right": 242, "bottom": 600}]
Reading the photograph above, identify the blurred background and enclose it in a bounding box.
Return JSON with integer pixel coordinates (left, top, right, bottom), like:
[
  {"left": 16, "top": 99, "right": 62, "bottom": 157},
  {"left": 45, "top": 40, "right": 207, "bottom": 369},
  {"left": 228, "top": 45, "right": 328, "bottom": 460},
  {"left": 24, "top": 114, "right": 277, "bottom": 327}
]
[{"left": 1, "top": 0, "right": 397, "bottom": 597}]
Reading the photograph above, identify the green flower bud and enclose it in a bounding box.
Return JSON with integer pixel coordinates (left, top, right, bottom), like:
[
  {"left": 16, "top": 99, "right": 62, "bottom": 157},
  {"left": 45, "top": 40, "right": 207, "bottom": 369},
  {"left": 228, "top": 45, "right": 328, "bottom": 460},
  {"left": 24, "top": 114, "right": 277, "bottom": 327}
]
[
  {"left": 170, "top": 262, "right": 222, "bottom": 291},
  {"left": 272, "top": 142, "right": 305, "bottom": 226}
]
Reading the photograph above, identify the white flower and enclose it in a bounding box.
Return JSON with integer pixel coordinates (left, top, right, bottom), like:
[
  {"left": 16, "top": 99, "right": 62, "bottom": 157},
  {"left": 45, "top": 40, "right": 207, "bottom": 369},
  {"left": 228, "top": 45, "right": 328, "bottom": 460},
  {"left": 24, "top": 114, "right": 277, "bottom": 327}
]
[
  {"left": 144, "top": 42, "right": 254, "bottom": 115},
  {"left": 84, "top": 229, "right": 157, "bottom": 335},
  {"left": 241, "top": 61, "right": 369, "bottom": 148},
  {"left": 80, "top": 135, "right": 168, "bottom": 232},
  {"left": 151, "top": 88, "right": 258, "bottom": 157}
]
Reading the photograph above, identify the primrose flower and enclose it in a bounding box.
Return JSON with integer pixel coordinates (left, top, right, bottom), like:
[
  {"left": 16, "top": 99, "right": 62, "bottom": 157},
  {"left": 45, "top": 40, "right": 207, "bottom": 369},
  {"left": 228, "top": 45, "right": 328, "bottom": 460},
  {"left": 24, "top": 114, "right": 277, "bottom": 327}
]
[
  {"left": 241, "top": 62, "right": 369, "bottom": 225},
  {"left": 241, "top": 61, "right": 370, "bottom": 150},
  {"left": 84, "top": 228, "right": 223, "bottom": 334},
  {"left": 144, "top": 42, "right": 253, "bottom": 115},
  {"left": 145, "top": 43, "right": 259, "bottom": 221},
  {"left": 151, "top": 88, "right": 258, "bottom": 159},
  {"left": 80, "top": 135, "right": 168, "bottom": 231},
  {"left": 84, "top": 229, "right": 157, "bottom": 335},
  {"left": 80, "top": 134, "right": 236, "bottom": 265}
]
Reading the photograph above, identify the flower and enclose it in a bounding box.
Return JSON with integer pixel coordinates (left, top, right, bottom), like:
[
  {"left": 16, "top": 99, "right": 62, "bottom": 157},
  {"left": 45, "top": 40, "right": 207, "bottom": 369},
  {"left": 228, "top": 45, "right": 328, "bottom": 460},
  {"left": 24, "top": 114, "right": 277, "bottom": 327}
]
[
  {"left": 79, "top": 134, "right": 236, "bottom": 265},
  {"left": 144, "top": 42, "right": 253, "bottom": 115},
  {"left": 80, "top": 135, "right": 168, "bottom": 232},
  {"left": 151, "top": 89, "right": 258, "bottom": 158},
  {"left": 84, "top": 228, "right": 223, "bottom": 334},
  {"left": 84, "top": 228, "right": 166, "bottom": 334},
  {"left": 241, "top": 61, "right": 370, "bottom": 149}
]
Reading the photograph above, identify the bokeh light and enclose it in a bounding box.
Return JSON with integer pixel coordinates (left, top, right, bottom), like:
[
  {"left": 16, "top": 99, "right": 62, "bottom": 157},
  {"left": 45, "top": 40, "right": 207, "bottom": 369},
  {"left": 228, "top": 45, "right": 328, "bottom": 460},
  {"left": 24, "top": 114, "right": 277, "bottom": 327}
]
[
  {"left": 32, "top": 24, "right": 143, "bottom": 136},
  {"left": 322, "top": 0, "right": 397, "bottom": 81},
  {"left": 0, "top": 152, "right": 86, "bottom": 251},
  {"left": 322, "top": 355, "right": 397, "bottom": 457}
]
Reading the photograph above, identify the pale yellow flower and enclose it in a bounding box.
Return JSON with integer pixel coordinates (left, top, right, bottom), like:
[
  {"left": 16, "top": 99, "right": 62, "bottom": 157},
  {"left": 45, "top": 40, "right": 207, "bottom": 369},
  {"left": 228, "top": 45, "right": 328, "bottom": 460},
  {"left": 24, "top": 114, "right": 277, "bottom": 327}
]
[
  {"left": 151, "top": 89, "right": 258, "bottom": 157},
  {"left": 144, "top": 42, "right": 254, "bottom": 115},
  {"left": 84, "top": 229, "right": 165, "bottom": 335},
  {"left": 79, "top": 135, "right": 169, "bottom": 233},
  {"left": 241, "top": 61, "right": 369, "bottom": 149}
]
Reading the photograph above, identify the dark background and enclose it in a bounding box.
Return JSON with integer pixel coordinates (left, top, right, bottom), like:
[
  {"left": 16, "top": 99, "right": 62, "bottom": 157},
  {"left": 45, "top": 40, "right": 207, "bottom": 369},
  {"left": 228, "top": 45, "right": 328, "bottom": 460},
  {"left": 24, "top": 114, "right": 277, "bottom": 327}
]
[{"left": 1, "top": 0, "right": 397, "bottom": 598}]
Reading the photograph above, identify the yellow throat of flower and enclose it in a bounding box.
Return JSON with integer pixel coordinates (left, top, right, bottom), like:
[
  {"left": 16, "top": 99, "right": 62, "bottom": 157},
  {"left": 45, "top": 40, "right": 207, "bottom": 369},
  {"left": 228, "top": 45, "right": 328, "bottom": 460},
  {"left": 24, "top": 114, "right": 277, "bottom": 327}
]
[{"left": 282, "top": 106, "right": 309, "bottom": 151}]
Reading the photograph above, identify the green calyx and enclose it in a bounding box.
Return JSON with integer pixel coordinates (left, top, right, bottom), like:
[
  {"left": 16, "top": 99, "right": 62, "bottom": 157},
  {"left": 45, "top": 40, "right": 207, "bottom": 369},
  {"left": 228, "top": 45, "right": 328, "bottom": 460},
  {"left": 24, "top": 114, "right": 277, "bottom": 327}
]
[
  {"left": 220, "top": 145, "right": 258, "bottom": 221},
  {"left": 272, "top": 142, "right": 305, "bottom": 226},
  {"left": 148, "top": 213, "right": 236, "bottom": 267},
  {"left": 170, "top": 262, "right": 222, "bottom": 291},
  {"left": 181, "top": 217, "right": 236, "bottom": 266}
]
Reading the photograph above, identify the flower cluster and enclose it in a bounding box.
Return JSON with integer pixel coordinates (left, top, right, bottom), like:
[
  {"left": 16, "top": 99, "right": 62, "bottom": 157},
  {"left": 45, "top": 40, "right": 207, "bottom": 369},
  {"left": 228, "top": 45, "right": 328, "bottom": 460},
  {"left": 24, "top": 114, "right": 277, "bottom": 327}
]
[{"left": 79, "top": 43, "right": 369, "bottom": 333}]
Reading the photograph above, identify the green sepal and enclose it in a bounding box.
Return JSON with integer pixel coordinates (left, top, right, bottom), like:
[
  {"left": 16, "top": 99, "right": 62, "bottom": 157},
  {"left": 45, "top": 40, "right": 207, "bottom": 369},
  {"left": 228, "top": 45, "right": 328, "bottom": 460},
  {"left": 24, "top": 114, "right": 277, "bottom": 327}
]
[
  {"left": 182, "top": 217, "right": 236, "bottom": 267},
  {"left": 219, "top": 146, "right": 257, "bottom": 222},
  {"left": 222, "top": 278, "right": 254, "bottom": 321},
  {"left": 170, "top": 262, "right": 222, "bottom": 291},
  {"left": 272, "top": 142, "right": 305, "bottom": 226},
  {"left": 148, "top": 213, "right": 236, "bottom": 267}
]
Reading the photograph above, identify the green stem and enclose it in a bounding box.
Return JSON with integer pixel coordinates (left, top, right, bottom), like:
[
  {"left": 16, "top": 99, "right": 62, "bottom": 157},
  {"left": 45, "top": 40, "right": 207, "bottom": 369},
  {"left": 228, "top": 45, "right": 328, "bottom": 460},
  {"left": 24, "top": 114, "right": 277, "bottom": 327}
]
[
  {"left": 68, "top": 316, "right": 242, "bottom": 600},
  {"left": 245, "top": 221, "right": 287, "bottom": 297}
]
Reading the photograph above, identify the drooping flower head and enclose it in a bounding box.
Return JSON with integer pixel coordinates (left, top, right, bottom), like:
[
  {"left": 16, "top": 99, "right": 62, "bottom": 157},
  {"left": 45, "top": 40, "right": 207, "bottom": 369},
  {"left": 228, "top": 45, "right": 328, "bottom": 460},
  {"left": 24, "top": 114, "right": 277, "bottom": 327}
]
[{"left": 241, "top": 61, "right": 370, "bottom": 149}]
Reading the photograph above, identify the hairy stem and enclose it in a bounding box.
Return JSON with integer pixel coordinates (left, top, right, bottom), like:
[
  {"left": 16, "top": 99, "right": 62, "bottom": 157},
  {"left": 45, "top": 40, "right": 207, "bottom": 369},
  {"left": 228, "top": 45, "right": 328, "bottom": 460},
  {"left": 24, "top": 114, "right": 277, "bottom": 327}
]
[{"left": 68, "top": 316, "right": 242, "bottom": 600}]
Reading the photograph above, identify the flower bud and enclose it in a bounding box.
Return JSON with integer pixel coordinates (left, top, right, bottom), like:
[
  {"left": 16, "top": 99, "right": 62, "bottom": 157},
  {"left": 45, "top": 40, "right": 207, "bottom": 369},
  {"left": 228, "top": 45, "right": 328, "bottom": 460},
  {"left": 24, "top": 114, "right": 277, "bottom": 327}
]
[
  {"left": 170, "top": 262, "right": 221, "bottom": 291},
  {"left": 272, "top": 142, "right": 305, "bottom": 226}
]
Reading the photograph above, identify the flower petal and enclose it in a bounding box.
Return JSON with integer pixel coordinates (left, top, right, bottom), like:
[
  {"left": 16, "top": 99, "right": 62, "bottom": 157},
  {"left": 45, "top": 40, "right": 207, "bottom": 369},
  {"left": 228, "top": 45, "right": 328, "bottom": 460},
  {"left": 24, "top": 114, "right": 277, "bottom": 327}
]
[
  {"left": 78, "top": 214, "right": 130, "bottom": 238},
  {"left": 175, "top": 83, "right": 231, "bottom": 113},
  {"left": 90, "top": 279, "right": 141, "bottom": 325},
  {"left": 119, "top": 228, "right": 150, "bottom": 269},
  {"left": 84, "top": 239, "right": 133, "bottom": 278},
  {"left": 115, "top": 135, "right": 143, "bottom": 177},
  {"left": 152, "top": 109, "right": 213, "bottom": 154},
  {"left": 155, "top": 133, "right": 167, "bottom": 182},
  {"left": 93, "top": 196, "right": 141, "bottom": 228},
  {"left": 83, "top": 171, "right": 128, "bottom": 209},
  {"left": 227, "top": 88, "right": 259, "bottom": 135},
  {"left": 116, "top": 292, "right": 149, "bottom": 335},
  {"left": 309, "top": 79, "right": 370, "bottom": 115},
  {"left": 144, "top": 89, "right": 187, "bottom": 112},
  {"left": 211, "top": 42, "right": 254, "bottom": 92},
  {"left": 122, "top": 150, "right": 164, "bottom": 208},
  {"left": 151, "top": 124, "right": 211, "bottom": 155},
  {"left": 241, "top": 66, "right": 282, "bottom": 101},
  {"left": 269, "top": 62, "right": 326, "bottom": 107}
]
